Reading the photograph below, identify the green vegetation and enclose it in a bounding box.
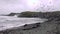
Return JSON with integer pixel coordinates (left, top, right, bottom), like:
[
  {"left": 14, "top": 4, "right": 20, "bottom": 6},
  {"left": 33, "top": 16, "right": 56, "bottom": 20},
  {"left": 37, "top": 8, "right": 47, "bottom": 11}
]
[
  {"left": 18, "top": 11, "right": 60, "bottom": 18},
  {"left": 18, "top": 11, "right": 40, "bottom": 17},
  {"left": 7, "top": 11, "right": 60, "bottom": 19}
]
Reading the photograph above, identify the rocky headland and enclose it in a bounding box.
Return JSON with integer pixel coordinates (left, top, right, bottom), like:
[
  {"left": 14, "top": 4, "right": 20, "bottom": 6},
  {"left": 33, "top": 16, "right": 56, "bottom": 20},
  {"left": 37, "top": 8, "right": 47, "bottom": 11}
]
[{"left": 0, "top": 11, "right": 60, "bottom": 34}]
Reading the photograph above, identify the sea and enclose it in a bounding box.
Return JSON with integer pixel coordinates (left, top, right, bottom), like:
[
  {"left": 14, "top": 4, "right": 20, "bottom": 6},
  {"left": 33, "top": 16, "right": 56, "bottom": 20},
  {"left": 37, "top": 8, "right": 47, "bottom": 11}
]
[{"left": 0, "top": 16, "right": 47, "bottom": 31}]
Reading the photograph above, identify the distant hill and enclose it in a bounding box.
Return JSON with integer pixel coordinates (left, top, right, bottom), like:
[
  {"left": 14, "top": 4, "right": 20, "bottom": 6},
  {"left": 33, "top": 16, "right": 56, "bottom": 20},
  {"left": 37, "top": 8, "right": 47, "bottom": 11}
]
[
  {"left": 18, "top": 11, "right": 60, "bottom": 18},
  {"left": 7, "top": 11, "right": 60, "bottom": 20},
  {"left": 7, "top": 13, "right": 20, "bottom": 16},
  {"left": 18, "top": 11, "right": 40, "bottom": 17}
]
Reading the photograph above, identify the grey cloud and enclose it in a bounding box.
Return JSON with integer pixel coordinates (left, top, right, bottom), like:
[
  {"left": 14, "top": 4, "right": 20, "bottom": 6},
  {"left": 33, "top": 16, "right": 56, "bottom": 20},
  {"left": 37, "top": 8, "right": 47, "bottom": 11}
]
[{"left": 0, "top": 0, "right": 60, "bottom": 14}]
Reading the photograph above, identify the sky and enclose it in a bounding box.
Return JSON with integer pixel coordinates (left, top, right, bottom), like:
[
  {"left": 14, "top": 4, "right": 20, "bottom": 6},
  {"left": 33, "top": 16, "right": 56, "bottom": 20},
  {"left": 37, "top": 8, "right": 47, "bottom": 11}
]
[{"left": 0, "top": 0, "right": 60, "bottom": 14}]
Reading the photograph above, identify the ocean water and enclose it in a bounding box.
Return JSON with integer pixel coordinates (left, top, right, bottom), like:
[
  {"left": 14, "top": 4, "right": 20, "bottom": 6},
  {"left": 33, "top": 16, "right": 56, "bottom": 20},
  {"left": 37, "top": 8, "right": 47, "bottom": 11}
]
[{"left": 0, "top": 16, "right": 47, "bottom": 31}]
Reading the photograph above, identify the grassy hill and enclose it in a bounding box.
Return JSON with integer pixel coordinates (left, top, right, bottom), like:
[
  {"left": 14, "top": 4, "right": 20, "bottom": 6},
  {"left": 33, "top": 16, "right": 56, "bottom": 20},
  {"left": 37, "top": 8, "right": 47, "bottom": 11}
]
[{"left": 18, "top": 11, "right": 60, "bottom": 18}]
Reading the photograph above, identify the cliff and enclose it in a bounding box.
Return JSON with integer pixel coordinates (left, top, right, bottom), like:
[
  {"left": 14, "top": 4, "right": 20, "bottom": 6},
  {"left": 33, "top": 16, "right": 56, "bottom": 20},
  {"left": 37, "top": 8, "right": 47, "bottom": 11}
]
[
  {"left": 7, "top": 11, "right": 60, "bottom": 18},
  {"left": 18, "top": 11, "right": 60, "bottom": 18}
]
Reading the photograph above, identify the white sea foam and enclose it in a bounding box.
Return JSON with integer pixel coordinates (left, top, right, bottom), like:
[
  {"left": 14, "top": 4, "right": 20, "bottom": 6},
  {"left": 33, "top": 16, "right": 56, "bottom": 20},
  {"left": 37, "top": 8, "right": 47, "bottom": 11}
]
[{"left": 0, "top": 16, "right": 48, "bottom": 31}]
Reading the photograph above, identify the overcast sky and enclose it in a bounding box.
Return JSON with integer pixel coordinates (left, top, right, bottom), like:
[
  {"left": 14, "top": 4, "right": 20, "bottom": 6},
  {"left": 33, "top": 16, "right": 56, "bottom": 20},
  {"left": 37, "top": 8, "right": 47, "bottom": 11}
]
[{"left": 0, "top": 0, "right": 60, "bottom": 14}]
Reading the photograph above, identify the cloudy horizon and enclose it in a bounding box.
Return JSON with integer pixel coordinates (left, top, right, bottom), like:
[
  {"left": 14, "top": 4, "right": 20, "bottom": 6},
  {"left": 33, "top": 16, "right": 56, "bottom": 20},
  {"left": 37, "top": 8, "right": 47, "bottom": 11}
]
[{"left": 0, "top": 0, "right": 60, "bottom": 14}]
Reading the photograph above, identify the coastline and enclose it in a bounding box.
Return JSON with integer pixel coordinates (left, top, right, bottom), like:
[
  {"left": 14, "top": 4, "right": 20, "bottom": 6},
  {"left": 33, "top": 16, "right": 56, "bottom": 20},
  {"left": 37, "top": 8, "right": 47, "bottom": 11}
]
[
  {"left": 0, "top": 11, "right": 60, "bottom": 34},
  {"left": 0, "top": 20, "right": 60, "bottom": 34}
]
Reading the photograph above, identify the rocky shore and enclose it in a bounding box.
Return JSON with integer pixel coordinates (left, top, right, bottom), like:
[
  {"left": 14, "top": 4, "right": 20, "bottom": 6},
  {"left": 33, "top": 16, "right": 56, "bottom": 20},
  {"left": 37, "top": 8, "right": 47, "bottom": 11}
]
[
  {"left": 0, "top": 18, "right": 60, "bottom": 34},
  {"left": 0, "top": 11, "right": 60, "bottom": 34}
]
